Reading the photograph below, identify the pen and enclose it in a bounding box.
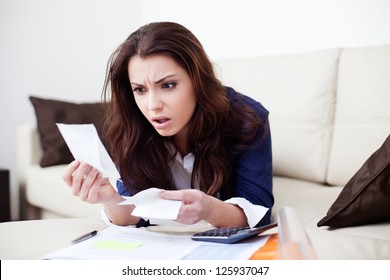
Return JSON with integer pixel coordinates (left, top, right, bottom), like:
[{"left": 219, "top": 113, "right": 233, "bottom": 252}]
[{"left": 71, "top": 230, "right": 98, "bottom": 244}]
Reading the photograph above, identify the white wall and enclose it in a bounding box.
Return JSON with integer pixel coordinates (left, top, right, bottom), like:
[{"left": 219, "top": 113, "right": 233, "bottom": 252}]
[
  {"left": 143, "top": 0, "right": 390, "bottom": 58},
  {"left": 0, "top": 0, "right": 144, "bottom": 220},
  {"left": 1, "top": 0, "right": 390, "bottom": 220}
]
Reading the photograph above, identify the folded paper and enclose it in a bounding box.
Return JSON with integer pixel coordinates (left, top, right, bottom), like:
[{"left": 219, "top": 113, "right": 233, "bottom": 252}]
[{"left": 119, "top": 188, "right": 182, "bottom": 220}]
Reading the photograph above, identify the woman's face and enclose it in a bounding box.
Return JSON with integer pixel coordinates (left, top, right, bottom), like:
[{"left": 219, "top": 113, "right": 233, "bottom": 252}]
[{"left": 128, "top": 54, "right": 197, "bottom": 143}]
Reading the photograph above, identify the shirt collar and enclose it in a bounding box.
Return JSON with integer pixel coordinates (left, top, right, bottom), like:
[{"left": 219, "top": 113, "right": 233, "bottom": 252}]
[
  {"left": 166, "top": 142, "right": 195, "bottom": 173},
  {"left": 174, "top": 151, "right": 194, "bottom": 173}
]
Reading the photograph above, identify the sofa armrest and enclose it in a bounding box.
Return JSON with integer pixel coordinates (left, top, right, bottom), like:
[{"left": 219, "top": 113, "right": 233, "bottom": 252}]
[{"left": 17, "top": 123, "right": 42, "bottom": 186}]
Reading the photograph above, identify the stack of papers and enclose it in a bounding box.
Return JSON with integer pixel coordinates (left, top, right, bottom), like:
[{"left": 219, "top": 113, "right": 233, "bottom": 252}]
[{"left": 43, "top": 225, "right": 270, "bottom": 260}]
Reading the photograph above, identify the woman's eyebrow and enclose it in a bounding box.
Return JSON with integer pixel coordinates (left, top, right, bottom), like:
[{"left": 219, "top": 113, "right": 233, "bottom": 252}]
[
  {"left": 154, "top": 74, "right": 178, "bottom": 84},
  {"left": 130, "top": 82, "right": 143, "bottom": 87},
  {"left": 130, "top": 74, "right": 178, "bottom": 87}
]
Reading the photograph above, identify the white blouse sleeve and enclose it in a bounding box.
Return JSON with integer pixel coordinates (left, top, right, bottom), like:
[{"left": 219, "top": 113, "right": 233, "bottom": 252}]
[{"left": 224, "top": 197, "right": 268, "bottom": 227}]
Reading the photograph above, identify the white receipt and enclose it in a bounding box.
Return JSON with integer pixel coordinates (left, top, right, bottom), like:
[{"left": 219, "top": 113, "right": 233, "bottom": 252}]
[
  {"left": 56, "top": 123, "right": 120, "bottom": 180},
  {"left": 119, "top": 188, "right": 182, "bottom": 220}
]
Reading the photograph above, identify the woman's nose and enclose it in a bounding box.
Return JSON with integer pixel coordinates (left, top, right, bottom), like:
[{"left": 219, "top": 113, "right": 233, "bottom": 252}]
[{"left": 147, "top": 91, "right": 163, "bottom": 111}]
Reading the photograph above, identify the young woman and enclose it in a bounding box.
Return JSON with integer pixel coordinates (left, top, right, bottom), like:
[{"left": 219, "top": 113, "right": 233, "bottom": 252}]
[{"left": 62, "top": 22, "right": 273, "bottom": 228}]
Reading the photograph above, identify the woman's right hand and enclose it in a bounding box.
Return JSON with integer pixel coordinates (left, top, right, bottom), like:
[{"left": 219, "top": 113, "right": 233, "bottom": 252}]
[{"left": 62, "top": 160, "right": 121, "bottom": 205}]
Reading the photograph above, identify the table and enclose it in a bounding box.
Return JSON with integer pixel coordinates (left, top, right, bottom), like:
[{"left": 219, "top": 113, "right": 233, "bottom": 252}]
[
  {"left": 0, "top": 218, "right": 107, "bottom": 259},
  {"left": 0, "top": 218, "right": 279, "bottom": 260}
]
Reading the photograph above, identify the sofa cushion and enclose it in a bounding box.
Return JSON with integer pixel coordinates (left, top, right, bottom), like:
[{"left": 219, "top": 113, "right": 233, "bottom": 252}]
[
  {"left": 25, "top": 165, "right": 102, "bottom": 218},
  {"left": 306, "top": 223, "right": 390, "bottom": 259},
  {"left": 272, "top": 176, "right": 342, "bottom": 224},
  {"left": 318, "top": 133, "right": 390, "bottom": 228},
  {"left": 326, "top": 44, "right": 390, "bottom": 186},
  {"left": 216, "top": 49, "right": 340, "bottom": 183},
  {"left": 29, "top": 96, "right": 108, "bottom": 167}
]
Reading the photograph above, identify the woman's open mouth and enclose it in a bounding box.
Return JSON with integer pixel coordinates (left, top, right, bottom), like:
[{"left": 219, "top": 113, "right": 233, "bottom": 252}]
[
  {"left": 155, "top": 118, "right": 169, "bottom": 123},
  {"left": 152, "top": 117, "right": 171, "bottom": 129}
]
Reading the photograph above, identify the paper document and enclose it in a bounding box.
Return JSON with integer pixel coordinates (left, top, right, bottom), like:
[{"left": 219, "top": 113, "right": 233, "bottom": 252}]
[
  {"left": 44, "top": 225, "right": 200, "bottom": 260},
  {"left": 119, "top": 188, "right": 182, "bottom": 220},
  {"left": 43, "top": 225, "right": 270, "bottom": 260},
  {"left": 56, "top": 123, "right": 120, "bottom": 180}
]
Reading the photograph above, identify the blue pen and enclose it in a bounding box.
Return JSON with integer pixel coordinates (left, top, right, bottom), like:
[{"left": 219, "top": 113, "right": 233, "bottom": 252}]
[{"left": 71, "top": 230, "right": 97, "bottom": 244}]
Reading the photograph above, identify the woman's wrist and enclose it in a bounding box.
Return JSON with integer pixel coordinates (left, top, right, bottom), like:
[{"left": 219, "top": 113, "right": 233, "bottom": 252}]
[
  {"left": 102, "top": 192, "right": 126, "bottom": 207},
  {"left": 204, "top": 196, "right": 248, "bottom": 228},
  {"left": 102, "top": 195, "right": 139, "bottom": 226}
]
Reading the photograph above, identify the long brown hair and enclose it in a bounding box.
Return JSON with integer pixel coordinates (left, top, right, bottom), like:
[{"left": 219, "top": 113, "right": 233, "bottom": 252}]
[{"left": 102, "top": 22, "right": 261, "bottom": 197}]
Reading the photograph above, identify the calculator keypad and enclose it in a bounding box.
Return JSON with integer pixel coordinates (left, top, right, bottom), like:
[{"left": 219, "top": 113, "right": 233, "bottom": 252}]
[
  {"left": 194, "top": 227, "right": 250, "bottom": 237},
  {"left": 191, "top": 222, "right": 278, "bottom": 244}
]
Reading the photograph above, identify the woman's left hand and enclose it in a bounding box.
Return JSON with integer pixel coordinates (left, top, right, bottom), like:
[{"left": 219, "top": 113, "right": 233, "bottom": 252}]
[{"left": 159, "top": 189, "right": 212, "bottom": 224}]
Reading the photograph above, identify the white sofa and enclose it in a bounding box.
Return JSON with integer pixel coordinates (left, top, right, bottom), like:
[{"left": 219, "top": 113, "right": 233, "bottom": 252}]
[{"left": 17, "top": 44, "right": 390, "bottom": 259}]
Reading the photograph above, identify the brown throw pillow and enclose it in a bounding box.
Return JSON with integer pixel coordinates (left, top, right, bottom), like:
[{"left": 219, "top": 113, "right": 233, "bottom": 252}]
[
  {"left": 30, "top": 96, "right": 110, "bottom": 167},
  {"left": 317, "top": 134, "right": 390, "bottom": 228}
]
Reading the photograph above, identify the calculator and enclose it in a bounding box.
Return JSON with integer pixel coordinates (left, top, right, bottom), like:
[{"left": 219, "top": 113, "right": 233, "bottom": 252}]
[{"left": 191, "top": 222, "right": 277, "bottom": 244}]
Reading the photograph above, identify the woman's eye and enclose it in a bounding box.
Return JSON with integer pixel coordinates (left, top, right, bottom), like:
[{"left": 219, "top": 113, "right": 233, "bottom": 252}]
[
  {"left": 162, "top": 82, "right": 176, "bottom": 89},
  {"left": 133, "top": 87, "right": 146, "bottom": 95}
]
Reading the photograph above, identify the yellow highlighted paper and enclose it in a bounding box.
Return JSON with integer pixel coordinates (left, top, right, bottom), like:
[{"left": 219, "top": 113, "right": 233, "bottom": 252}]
[{"left": 93, "top": 240, "right": 143, "bottom": 251}]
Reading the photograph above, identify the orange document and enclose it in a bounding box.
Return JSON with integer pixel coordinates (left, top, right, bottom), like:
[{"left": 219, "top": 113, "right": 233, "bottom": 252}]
[{"left": 249, "top": 234, "right": 279, "bottom": 260}]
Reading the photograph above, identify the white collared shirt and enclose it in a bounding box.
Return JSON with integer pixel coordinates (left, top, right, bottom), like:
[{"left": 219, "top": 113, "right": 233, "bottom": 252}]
[{"left": 170, "top": 151, "right": 194, "bottom": 190}]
